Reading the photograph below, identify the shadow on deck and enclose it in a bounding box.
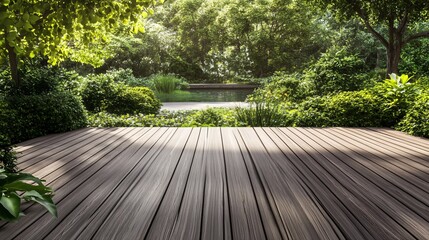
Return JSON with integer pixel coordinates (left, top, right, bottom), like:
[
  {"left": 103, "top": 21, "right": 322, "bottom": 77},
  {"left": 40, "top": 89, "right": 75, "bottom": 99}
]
[{"left": 1, "top": 127, "right": 428, "bottom": 240}]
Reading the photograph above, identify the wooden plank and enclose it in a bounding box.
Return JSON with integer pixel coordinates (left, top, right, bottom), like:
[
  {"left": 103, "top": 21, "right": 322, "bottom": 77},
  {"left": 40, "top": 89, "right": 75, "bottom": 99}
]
[
  {"left": 201, "top": 127, "right": 231, "bottom": 240},
  {"left": 292, "top": 128, "right": 429, "bottom": 237},
  {"left": 18, "top": 128, "right": 106, "bottom": 169},
  {"left": 274, "top": 127, "right": 407, "bottom": 239},
  {"left": 340, "top": 128, "right": 429, "bottom": 168},
  {"left": 0, "top": 128, "right": 153, "bottom": 239},
  {"left": 254, "top": 128, "right": 344, "bottom": 240},
  {"left": 42, "top": 128, "right": 171, "bottom": 240},
  {"left": 301, "top": 128, "right": 429, "bottom": 219},
  {"left": 220, "top": 128, "right": 266, "bottom": 240},
  {"left": 331, "top": 129, "right": 429, "bottom": 185},
  {"left": 168, "top": 128, "right": 208, "bottom": 240},
  {"left": 0, "top": 127, "right": 142, "bottom": 230},
  {"left": 144, "top": 128, "right": 201, "bottom": 240},
  {"left": 263, "top": 127, "right": 371, "bottom": 240},
  {"left": 238, "top": 128, "right": 328, "bottom": 240},
  {"left": 15, "top": 128, "right": 89, "bottom": 154},
  {"left": 367, "top": 128, "right": 429, "bottom": 151},
  {"left": 311, "top": 128, "right": 429, "bottom": 199},
  {"left": 91, "top": 128, "right": 193, "bottom": 239},
  {"left": 232, "top": 128, "right": 283, "bottom": 240},
  {"left": 1, "top": 127, "right": 427, "bottom": 240}
]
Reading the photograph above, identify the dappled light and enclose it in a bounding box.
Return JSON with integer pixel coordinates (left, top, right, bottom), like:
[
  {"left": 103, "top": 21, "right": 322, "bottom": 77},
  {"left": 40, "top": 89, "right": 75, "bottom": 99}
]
[{"left": 1, "top": 127, "right": 428, "bottom": 239}]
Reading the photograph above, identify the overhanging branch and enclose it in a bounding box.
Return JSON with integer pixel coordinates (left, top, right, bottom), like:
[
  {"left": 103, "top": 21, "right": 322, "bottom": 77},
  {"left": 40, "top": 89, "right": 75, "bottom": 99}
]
[
  {"left": 356, "top": 8, "right": 389, "bottom": 48},
  {"left": 404, "top": 31, "right": 429, "bottom": 44}
]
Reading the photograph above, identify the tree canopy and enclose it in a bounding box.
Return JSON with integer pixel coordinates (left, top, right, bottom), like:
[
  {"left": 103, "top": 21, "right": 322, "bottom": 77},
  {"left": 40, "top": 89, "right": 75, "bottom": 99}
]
[
  {"left": 311, "top": 0, "right": 429, "bottom": 74},
  {"left": 0, "top": 0, "right": 161, "bottom": 84}
]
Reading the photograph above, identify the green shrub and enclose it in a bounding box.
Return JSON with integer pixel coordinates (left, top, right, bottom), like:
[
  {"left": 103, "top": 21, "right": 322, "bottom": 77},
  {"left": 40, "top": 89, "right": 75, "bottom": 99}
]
[
  {"left": 149, "top": 74, "right": 188, "bottom": 93},
  {"left": 4, "top": 92, "right": 87, "bottom": 143},
  {"left": 307, "top": 45, "right": 370, "bottom": 96},
  {"left": 88, "top": 111, "right": 188, "bottom": 127},
  {"left": 371, "top": 74, "right": 419, "bottom": 126},
  {"left": 88, "top": 108, "right": 239, "bottom": 127},
  {"left": 184, "top": 108, "right": 238, "bottom": 127},
  {"left": 80, "top": 73, "right": 123, "bottom": 112},
  {"left": 0, "top": 134, "right": 17, "bottom": 173},
  {"left": 104, "top": 87, "right": 161, "bottom": 115},
  {"left": 396, "top": 93, "right": 429, "bottom": 138},
  {"left": 235, "top": 102, "right": 292, "bottom": 127},
  {"left": 80, "top": 73, "right": 161, "bottom": 115},
  {"left": 295, "top": 90, "right": 384, "bottom": 127},
  {"left": 247, "top": 72, "right": 313, "bottom": 104},
  {"left": 0, "top": 65, "right": 79, "bottom": 95}
]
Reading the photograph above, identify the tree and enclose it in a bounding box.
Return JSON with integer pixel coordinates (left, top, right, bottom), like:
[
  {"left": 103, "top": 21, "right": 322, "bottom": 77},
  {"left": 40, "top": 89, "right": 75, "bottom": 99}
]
[
  {"left": 0, "top": 0, "right": 161, "bottom": 85},
  {"left": 311, "top": 0, "right": 429, "bottom": 74}
]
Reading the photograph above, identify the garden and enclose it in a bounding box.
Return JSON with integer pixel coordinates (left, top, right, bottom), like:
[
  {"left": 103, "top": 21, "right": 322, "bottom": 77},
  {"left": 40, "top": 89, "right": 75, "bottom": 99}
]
[{"left": 1, "top": 0, "right": 429, "bottom": 223}]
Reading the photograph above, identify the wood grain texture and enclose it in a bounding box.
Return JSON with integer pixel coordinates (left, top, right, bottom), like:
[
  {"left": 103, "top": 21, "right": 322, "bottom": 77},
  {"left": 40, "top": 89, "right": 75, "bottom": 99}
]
[{"left": 1, "top": 127, "right": 428, "bottom": 240}]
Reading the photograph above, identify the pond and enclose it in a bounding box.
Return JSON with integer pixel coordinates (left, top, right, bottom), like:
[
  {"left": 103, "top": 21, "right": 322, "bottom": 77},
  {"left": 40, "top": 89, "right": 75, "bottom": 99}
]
[{"left": 156, "top": 89, "right": 255, "bottom": 102}]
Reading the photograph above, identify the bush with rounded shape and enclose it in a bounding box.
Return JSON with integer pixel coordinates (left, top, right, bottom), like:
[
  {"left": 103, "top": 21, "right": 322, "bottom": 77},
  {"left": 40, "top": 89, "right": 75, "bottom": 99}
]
[
  {"left": 5, "top": 92, "right": 87, "bottom": 143},
  {"left": 396, "top": 93, "right": 429, "bottom": 138},
  {"left": 307, "top": 45, "right": 370, "bottom": 96},
  {"left": 80, "top": 73, "right": 161, "bottom": 115},
  {"left": 295, "top": 90, "right": 384, "bottom": 127},
  {"left": 247, "top": 72, "right": 314, "bottom": 104},
  {"left": 80, "top": 73, "right": 123, "bottom": 112},
  {"left": 104, "top": 87, "right": 161, "bottom": 115}
]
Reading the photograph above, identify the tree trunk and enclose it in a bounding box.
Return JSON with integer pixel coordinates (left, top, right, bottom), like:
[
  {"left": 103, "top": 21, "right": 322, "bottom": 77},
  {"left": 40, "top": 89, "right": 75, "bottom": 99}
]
[
  {"left": 5, "top": 42, "right": 20, "bottom": 86},
  {"left": 386, "top": 39, "right": 403, "bottom": 75},
  {"left": 384, "top": 16, "right": 402, "bottom": 76}
]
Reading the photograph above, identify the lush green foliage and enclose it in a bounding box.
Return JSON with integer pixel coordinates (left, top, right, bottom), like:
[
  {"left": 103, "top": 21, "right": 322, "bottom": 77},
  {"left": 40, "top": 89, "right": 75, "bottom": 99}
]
[
  {"left": 0, "top": 0, "right": 160, "bottom": 66},
  {"left": 371, "top": 74, "right": 419, "bottom": 126},
  {"left": 294, "top": 90, "right": 385, "bottom": 127},
  {"left": 400, "top": 38, "right": 429, "bottom": 77},
  {"left": 0, "top": 64, "right": 81, "bottom": 95},
  {"left": 248, "top": 72, "right": 313, "bottom": 104},
  {"left": 0, "top": 169, "right": 57, "bottom": 221},
  {"left": 307, "top": 46, "right": 371, "bottom": 95},
  {"left": 96, "top": 0, "right": 328, "bottom": 82},
  {"left": 149, "top": 74, "right": 188, "bottom": 93},
  {"left": 79, "top": 72, "right": 161, "bottom": 114},
  {"left": 397, "top": 93, "right": 429, "bottom": 138},
  {"left": 1, "top": 129, "right": 57, "bottom": 222},
  {"left": 0, "top": 135, "right": 16, "bottom": 173},
  {"left": 88, "top": 108, "right": 239, "bottom": 127},
  {"left": 309, "top": 0, "right": 429, "bottom": 74},
  {"left": 106, "top": 86, "right": 161, "bottom": 115},
  {"left": 4, "top": 92, "right": 87, "bottom": 143},
  {"left": 235, "top": 103, "right": 291, "bottom": 127}
]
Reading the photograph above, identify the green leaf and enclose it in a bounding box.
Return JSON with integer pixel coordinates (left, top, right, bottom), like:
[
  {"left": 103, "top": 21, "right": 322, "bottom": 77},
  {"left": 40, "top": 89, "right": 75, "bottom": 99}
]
[
  {"left": 3, "top": 181, "right": 52, "bottom": 194},
  {"left": 0, "top": 205, "right": 17, "bottom": 221},
  {"left": 29, "top": 14, "right": 40, "bottom": 24},
  {"left": 0, "top": 193, "right": 21, "bottom": 218},
  {"left": 29, "top": 51, "right": 36, "bottom": 58},
  {"left": 29, "top": 197, "right": 57, "bottom": 218},
  {"left": 0, "top": 172, "right": 45, "bottom": 186},
  {"left": 22, "top": 190, "right": 46, "bottom": 200}
]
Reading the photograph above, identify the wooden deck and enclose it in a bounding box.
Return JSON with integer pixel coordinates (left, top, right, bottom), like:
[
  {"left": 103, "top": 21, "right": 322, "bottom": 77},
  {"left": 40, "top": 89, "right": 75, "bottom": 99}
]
[{"left": 1, "top": 127, "right": 429, "bottom": 240}]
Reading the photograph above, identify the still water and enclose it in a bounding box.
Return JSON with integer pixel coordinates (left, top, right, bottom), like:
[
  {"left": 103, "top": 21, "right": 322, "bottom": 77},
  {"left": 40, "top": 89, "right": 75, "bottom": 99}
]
[{"left": 157, "top": 89, "right": 254, "bottom": 102}]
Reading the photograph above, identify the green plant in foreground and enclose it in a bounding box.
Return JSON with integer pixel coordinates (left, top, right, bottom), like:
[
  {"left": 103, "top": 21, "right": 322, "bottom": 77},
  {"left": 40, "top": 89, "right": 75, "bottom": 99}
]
[
  {"left": 0, "top": 169, "right": 57, "bottom": 222},
  {"left": 1, "top": 137, "right": 57, "bottom": 222}
]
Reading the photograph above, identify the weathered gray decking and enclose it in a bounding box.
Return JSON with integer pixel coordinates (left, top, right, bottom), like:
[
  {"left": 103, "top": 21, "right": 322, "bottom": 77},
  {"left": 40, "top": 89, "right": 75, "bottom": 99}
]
[{"left": 1, "top": 127, "right": 429, "bottom": 240}]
